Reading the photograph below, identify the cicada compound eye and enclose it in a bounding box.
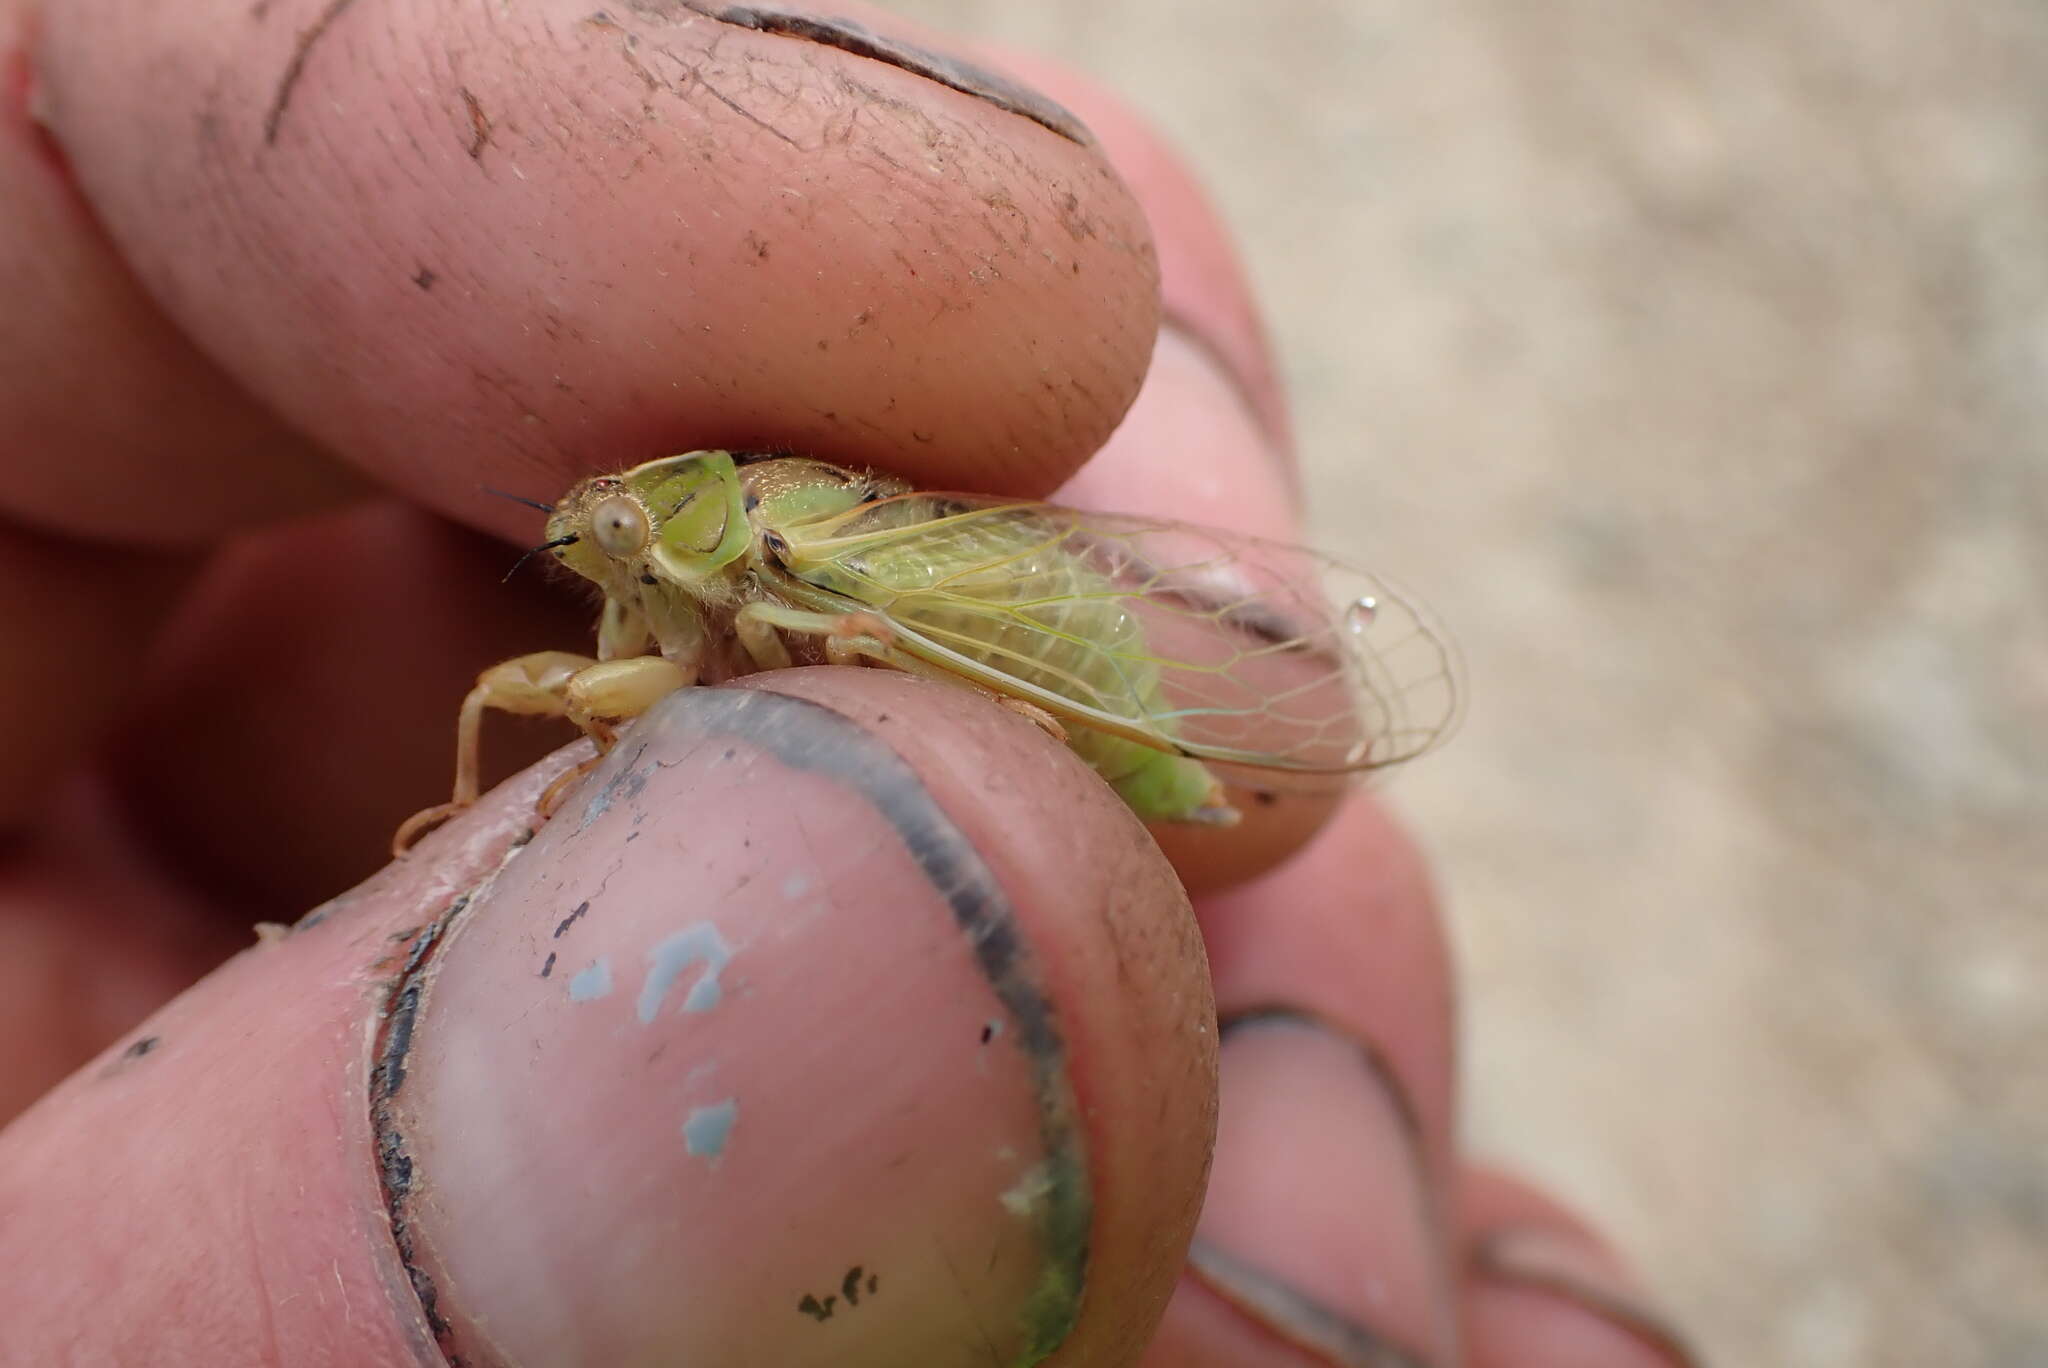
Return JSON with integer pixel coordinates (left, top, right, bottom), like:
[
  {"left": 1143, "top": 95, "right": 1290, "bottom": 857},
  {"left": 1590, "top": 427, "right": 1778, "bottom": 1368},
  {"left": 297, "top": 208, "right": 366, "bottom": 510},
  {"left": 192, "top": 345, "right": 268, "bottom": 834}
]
[{"left": 589, "top": 494, "right": 652, "bottom": 559}]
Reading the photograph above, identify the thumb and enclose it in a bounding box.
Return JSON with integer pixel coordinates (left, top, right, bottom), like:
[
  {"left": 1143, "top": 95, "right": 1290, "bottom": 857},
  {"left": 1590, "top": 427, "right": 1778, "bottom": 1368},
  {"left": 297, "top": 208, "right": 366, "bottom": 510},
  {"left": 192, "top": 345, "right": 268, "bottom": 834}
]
[{"left": 0, "top": 672, "right": 1213, "bottom": 1365}]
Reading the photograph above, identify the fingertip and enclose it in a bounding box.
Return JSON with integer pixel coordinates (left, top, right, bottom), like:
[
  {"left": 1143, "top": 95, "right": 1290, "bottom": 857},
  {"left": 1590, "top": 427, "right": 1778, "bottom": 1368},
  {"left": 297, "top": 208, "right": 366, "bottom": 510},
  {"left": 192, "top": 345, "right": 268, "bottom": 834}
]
[
  {"left": 1198, "top": 797, "right": 1457, "bottom": 1160},
  {"left": 1138, "top": 798, "right": 1463, "bottom": 1366},
  {"left": 35, "top": 0, "right": 1161, "bottom": 520},
  {"left": 739, "top": 670, "right": 1220, "bottom": 1363},
  {"left": 961, "top": 48, "right": 1292, "bottom": 454},
  {"left": 390, "top": 674, "right": 1212, "bottom": 1364},
  {"left": 1463, "top": 1168, "right": 1700, "bottom": 1368},
  {"left": 4, "top": 673, "right": 1218, "bottom": 1365}
]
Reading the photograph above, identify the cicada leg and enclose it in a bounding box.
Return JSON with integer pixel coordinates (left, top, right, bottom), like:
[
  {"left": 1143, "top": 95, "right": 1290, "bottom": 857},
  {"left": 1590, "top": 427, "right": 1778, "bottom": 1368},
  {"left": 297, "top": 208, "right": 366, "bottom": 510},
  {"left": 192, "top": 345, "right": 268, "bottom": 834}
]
[
  {"left": 392, "top": 652, "right": 690, "bottom": 855},
  {"left": 733, "top": 602, "right": 903, "bottom": 669},
  {"left": 734, "top": 602, "right": 1069, "bottom": 742},
  {"left": 531, "top": 723, "right": 614, "bottom": 823},
  {"left": 844, "top": 643, "right": 1070, "bottom": 742},
  {"left": 990, "top": 697, "right": 1069, "bottom": 742}
]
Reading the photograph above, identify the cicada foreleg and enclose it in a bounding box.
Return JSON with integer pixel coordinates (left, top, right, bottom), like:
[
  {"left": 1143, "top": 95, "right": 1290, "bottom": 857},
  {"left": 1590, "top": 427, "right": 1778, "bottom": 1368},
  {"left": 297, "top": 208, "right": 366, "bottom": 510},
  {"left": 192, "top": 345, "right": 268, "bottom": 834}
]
[
  {"left": 392, "top": 651, "right": 691, "bottom": 855},
  {"left": 532, "top": 655, "right": 694, "bottom": 817}
]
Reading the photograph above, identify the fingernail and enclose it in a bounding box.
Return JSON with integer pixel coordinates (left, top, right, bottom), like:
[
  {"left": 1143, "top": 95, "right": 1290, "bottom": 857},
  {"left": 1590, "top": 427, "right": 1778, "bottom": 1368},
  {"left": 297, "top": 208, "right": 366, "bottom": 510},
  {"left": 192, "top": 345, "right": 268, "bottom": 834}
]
[
  {"left": 679, "top": 3, "right": 1092, "bottom": 144},
  {"left": 1189, "top": 1008, "right": 1455, "bottom": 1367},
  {"left": 1065, "top": 323, "right": 1304, "bottom": 540},
  {"left": 1472, "top": 1228, "right": 1700, "bottom": 1367},
  {"left": 1159, "top": 313, "right": 1293, "bottom": 461},
  {"left": 375, "top": 688, "right": 1089, "bottom": 1366}
]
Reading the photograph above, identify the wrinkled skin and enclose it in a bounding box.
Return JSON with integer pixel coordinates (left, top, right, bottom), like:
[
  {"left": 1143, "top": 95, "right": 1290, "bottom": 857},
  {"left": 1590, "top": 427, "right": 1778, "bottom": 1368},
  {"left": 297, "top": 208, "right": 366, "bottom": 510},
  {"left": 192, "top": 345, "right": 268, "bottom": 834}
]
[{"left": 0, "top": 2, "right": 1692, "bottom": 1365}]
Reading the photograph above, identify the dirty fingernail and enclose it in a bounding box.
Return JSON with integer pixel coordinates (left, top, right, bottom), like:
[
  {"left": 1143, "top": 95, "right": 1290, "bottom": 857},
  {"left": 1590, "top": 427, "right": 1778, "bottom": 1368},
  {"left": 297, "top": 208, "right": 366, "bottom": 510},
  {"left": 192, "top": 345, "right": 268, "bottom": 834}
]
[
  {"left": 1472, "top": 1228, "right": 1700, "bottom": 1368},
  {"left": 1190, "top": 1008, "right": 1455, "bottom": 1366},
  {"left": 680, "top": 2, "right": 1091, "bottom": 144},
  {"left": 376, "top": 688, "right": 1089, "bottom": 1366}
]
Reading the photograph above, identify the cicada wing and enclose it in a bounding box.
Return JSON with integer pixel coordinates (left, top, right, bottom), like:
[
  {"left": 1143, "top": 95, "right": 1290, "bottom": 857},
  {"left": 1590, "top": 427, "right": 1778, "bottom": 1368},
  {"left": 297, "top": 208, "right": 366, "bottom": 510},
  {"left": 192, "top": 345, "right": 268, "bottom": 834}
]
[
  {"left": 774, "top": 497, "right": 1462, "bottom": 775},
  {"left": 1145, "top": 534, "right": 1458, "bottom": 771},
  {"left": 1048, "top": 513, "right": 1463, "bottom": 772}
]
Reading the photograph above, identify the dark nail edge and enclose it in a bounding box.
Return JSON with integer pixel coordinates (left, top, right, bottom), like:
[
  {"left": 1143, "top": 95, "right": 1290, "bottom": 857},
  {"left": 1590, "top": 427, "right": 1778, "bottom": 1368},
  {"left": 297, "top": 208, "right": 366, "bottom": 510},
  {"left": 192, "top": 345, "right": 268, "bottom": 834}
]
[
  {"left": 1214, "top": 1004, "right": 1461, "bottom": 1359},
  {"left": 1187, "top": 1240, "right": 1436, "bottom": 1368},
  {"left": 1472, "top": 1232, "right": 1704, "bottom": 1368},
  {"left": 1218, "top": 1005, "right": 1428, "bottom": 1155},
  {"left": 368, "top": 895, "right": 473, "bottom": 1361},
  {"left": 680, "top": 2, "right": 1093, "bottom": 145}
]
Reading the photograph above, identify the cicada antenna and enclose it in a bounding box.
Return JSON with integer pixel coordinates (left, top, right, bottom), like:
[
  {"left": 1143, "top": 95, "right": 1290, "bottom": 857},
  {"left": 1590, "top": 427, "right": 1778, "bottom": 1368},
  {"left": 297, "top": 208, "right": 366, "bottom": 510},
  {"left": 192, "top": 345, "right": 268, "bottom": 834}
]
[
  {"left": 503, "top": 534, "right": 580, "bottom": 584},
  {"left": 484, "top": 487, "right": 556, "bottom": 513}
]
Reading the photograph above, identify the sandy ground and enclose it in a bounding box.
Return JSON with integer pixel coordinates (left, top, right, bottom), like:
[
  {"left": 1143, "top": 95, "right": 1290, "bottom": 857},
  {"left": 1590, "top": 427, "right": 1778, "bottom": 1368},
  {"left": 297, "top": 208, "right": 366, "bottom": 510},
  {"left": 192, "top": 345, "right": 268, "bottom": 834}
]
[{"left": 887, "top": 3, "right": 2048, "bottom": 1364}]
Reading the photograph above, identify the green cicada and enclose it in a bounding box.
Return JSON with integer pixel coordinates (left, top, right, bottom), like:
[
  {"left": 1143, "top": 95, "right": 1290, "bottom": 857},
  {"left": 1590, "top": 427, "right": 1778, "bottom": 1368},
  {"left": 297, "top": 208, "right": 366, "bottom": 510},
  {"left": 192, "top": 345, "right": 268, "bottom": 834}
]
[{"left": 394, "top": 451, "right": 1459, "bottom": 851}]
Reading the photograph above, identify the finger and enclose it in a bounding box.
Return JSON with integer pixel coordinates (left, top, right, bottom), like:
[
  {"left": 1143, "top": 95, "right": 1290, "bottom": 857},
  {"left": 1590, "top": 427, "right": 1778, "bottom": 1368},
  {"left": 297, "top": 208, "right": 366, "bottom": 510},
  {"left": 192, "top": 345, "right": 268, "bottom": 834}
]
[
  {"left": 102, "top": 53, "right": 1353, "bottom": 914},
  {"left": 110, "top": 498, "right": 598, "bottom": 912},
  {"left": 974, "top": 48, "right": 1293, "bottom": 467},
  {"left": 0, "top": 520, "right": 195, "bottom": 830},
  {"left": 29, "top": 0, "right": 1160, "bottom": 538},
  {"left": 1027, "top": 65, "right": 1296, "bottom": 541},
  {"left": 0, "top": 0, "right": 356, "bottom": 820},
  {"left": 1, "top": 671, "right": 1211, "bottom": 1365},
  {"left": 0, "top": 2, "right": 361, "bottom": 548},
  {"left": 993, "top": 65, "right": 1363, "bottom": 894},
  {"left": 99, "top": 131, "right": 1294, "bottom": 917},
  {"left": 1, "top": 509, "right": 546, "bottom": 1111},
  {"left": 1068, "top": 315, "right": 1342, "bottom": 896},
  {"left": 1143, "top": 799, "right": 1462, "bottom": 1366},
  {"left": 0, "top": 773, "right": 247, "bottom": 1120},
  {"left": 1463, "top": 1169, "right": 1700, "bottom": 1368}
]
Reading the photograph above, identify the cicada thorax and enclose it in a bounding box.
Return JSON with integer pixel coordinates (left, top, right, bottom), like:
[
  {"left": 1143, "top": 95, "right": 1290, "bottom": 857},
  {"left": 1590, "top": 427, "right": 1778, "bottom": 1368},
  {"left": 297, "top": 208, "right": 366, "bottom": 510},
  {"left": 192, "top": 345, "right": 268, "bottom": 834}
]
[{"left": 735, "top": 457, "right": 909, "bottom": 533}]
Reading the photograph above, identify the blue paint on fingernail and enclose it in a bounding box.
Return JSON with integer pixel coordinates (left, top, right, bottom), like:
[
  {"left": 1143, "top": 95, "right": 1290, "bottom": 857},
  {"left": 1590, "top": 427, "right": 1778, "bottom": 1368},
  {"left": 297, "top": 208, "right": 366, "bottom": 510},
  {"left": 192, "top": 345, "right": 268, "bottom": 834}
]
[
  {"left": 640, "top": 923, "right": 734, "bottom": 1022},
  {"left": 781, "top": 871, "right": 811, "bottom": 900},
  {"left": 683, "top": 1098, "right": 739, "bottom": 1158},
  {"left": 568, "top": 957, "right": 614, "bottom": 1002}
]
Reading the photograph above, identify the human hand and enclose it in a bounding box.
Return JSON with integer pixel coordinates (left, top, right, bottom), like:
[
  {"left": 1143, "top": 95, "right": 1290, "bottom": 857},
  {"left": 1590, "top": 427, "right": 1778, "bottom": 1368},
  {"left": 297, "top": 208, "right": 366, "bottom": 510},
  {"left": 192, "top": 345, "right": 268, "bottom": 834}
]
[{"left": 0, "top": 1, "right": 1694, "bottom": 1362}]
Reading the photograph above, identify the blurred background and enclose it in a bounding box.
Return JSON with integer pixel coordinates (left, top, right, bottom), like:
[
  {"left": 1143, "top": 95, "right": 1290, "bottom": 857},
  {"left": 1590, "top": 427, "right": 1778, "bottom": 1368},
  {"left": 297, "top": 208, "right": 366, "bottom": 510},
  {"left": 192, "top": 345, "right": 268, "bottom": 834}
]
[{"left": 884, "top": 2, "right": 2048, "bottom": 1364}]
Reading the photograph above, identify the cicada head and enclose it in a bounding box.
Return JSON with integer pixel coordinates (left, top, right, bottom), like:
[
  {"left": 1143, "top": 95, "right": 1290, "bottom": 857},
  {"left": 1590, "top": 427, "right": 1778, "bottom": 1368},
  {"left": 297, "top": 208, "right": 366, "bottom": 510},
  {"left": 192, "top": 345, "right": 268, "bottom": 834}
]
[{"left": 546, "top": 451, "right": 753, "bottom": 596}]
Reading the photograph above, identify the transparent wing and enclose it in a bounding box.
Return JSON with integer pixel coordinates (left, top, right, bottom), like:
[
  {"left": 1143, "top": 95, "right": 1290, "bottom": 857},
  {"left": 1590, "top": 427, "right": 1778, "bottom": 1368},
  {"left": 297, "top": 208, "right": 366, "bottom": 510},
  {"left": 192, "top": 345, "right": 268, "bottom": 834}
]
[{"left": 774, "top": 495, "right": 1463, "bottom": 773}]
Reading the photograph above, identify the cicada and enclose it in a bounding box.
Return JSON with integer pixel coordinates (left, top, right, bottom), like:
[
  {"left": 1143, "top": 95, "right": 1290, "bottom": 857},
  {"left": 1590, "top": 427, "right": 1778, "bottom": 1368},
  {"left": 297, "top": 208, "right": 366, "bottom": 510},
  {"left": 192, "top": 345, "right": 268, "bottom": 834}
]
[{"left": 394, "top": 451, "right": 1459, "bottom": 852}]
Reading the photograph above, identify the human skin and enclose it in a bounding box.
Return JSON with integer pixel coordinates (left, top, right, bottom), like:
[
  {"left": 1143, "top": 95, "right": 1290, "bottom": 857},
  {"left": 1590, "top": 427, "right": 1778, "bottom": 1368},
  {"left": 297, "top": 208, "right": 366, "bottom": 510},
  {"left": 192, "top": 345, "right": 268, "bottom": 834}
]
[{"left": 0, "top": 1, "right": 1694, "bottom": 1364}]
